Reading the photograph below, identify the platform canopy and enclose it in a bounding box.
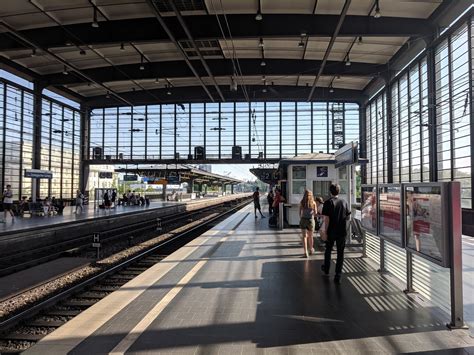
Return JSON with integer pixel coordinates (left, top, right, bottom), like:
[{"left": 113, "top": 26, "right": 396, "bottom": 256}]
[
  {"left": 0, "top": 0, "right": 452, "bottom": 106},
  {"left": 115, "top": 164, "right": 242, "bottom": 185}
]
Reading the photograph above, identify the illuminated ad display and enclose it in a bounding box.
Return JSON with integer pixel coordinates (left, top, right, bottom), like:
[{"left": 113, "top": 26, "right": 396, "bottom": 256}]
[
  {"left": 361, "top": 185, "right": 377, "bottom": 235},
  {"left": 405, "top": 185, "right": 448, "bottom": 266},
  {"left": 378, "top": 185, "right": 404, "bottom": 247}
]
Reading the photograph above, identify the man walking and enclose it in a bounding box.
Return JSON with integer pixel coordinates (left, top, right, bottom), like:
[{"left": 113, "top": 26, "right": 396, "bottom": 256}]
[
  {"left": 321, "top": 184, "right": 351, "bottom": 284},
  {"left": 253, "top": 187, "right": 265, "bottom": 219},
  {"left": 1, "top": 184, "right": 15, "bottom": 223}
]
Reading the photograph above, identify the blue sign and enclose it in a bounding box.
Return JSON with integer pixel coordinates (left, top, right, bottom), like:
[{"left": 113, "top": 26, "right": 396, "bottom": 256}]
[
  {"left": 24, "top": 169, "right": 53, "bottom": 179},
  {"left": 123, "top": 174, "right": 138, "bottom": 181}
]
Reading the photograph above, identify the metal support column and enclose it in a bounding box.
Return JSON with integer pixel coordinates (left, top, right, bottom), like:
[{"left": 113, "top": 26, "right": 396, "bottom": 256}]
[
  {"left": 359, "top": 105, "right": 367, "bottom": 185},
  {"left": 32, "top": 81, "right": 45, "bottom": 199},
  {"left": 448, "top": 182, "right": 466, "bottom": 329},
  {"left": 469, "top": 18, "right": 474, "bottom": 204},
  {"left": 378, "top": 239, "right": 386, "bottom": 272},
  {"left": 404, "top": 251, "right": 414, "bottom": 293},
  {"left": 79, "top": 105, "right": 90, "bottom": 193},
  {"left": 426, "top": 47, "right": 438, "bottom": 182},
  {"left": 385, "top": 79, "right": 393, "bottom": 183}
]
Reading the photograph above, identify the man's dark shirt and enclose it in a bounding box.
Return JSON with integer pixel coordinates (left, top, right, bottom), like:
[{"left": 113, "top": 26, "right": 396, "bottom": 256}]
[{"left": 322, "top": 196, "right": 350, "bottom": 240}]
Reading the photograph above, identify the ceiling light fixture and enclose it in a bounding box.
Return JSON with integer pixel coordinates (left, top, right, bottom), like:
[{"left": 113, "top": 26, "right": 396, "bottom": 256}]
[
  {"left": 120, "top": 43, "right": 125, "bottom": 51},
  {"left": 329, "top": 86, "right": 334, "bottom": 93},
  {"left": 255, "top": 0, "right": 262, "bottom": 20},
  {"left": 374, "top": 0, "right": 382, "bottom": 18},
  {"left": 166, "top": 84, "right": 172, "bottom": 95},
  {"left": 91, "top": 7, "right": 99, "bottom": 28},
  {"left": 230, "top": 77, "right": 238, "bottom": 92},
  {"left": 336, "top": 75, "right": 341, "bottom": 79},
  {"left": 260, "top": 60, "right": 266, "bottom": 66},
  {"left": 106, "top": 91, "right": 110, "bottom": 98},
  {"left": 79, "top": 49, "right": 86, "bottom": 56},
  {"left": 155, "top": 77, "right": 160, "bottom": 83},
  {"left": 31, "top": 48, "right": 37, "bottom": 57},
  {"left": 357, "top": 36, "right": 363, "bottom": 45},
  {"left": 139, "top": 55, "right": 145, "bottom": 70},
  {"left": 258, "top": 38, "right": 264, "bottom": 48},
  {"left": 62, "top": 65, "right": 68, "bottom": 75},
  {"left": 298, "top": 32, "right": 306, "bottom": 48},
  {"left": 345, "top": 55, "right": 351, "bottom": 66}
]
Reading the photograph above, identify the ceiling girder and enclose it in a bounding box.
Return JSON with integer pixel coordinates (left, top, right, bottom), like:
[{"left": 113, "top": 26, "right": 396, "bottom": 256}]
[
  {"left": 0, "top": 14, "right": 433, "bottom": 52},
  {"left": 84, "top": 85, "right": 366, "bottom": 108},
  {"left": 44, "top": 58, "right": 385, "bottom": 86}
]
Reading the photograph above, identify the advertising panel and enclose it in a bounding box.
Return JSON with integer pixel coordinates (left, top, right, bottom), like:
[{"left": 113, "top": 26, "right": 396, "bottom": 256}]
[
  {"left": 378, "top": 185, "right": 404, "bottom": 247},
  {"left": 360, "top": 185, "right": 377, "bottom": 235},
  {"left": 405, "top": 184, "right": 448, "bottom": 266}
]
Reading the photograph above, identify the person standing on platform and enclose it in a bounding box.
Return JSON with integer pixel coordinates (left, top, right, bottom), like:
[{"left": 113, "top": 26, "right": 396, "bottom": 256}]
[
  {"left": 253, "top": 187, "right": 265, "bottom": 219},
  {"left": 111, "top": 190, "right": 117, "bottom": 207},
  {"left": 299, "top": 190, "right": 317, "bottom": 258},
  {"left": 103, "top": 191, "right": 111, "bottom": 209},
  {"left": 1, "top": 184, "right": 15, "bottom": 223},
  {"left": 267, "top": 189, "right": 274, "bottom": 216},
  {"left": 321, "top": 184, "right": 351, "bottom": 284},
  {"left": 75, "top": 189, "right": 84, "bottom": 214}
]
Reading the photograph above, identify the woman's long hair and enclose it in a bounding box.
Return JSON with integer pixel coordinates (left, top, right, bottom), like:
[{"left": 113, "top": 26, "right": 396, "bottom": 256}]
[{"left": 300, "top": 190, "right": 316, "bottom": 209}]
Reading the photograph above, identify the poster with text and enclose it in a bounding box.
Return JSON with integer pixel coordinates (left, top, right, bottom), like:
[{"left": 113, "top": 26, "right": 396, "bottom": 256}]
[
  {"left": 405, "top": 186, "right": 444, "bottom": 263},
  {"left": 378, "top": 185, "right": 403, "bottom": 246},
  {"left": 361, "top": 186, "right": 377, "bottom": 234}
]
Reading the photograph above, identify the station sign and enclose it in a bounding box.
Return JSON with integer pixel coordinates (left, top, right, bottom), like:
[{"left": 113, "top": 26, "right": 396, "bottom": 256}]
[
  {"left": 148, "top": 178, "right": 168, "bottom": 185},
  {"left": 92, "top": 233, "right": 101, "bottom": 259},
  {"left": 99, "top": 172, "right": 113, "bottom": 179},
  {"left": 167, "top": 175, "right": 181, "bottom": 184},
  {"left": 335, "top": 142, "right": 358, "bottom": 168},
  {"left": 123, "top": 174, "right": 138, "bottom": 181},
  {"left": 24, "top": 169, "right": 53, "bottom": 179}
]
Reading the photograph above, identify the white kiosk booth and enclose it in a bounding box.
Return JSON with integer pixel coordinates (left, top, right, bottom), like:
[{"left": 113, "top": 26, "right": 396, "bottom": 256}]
[{"left": 278, "top": 143, "right": 362, "bottom": 226}]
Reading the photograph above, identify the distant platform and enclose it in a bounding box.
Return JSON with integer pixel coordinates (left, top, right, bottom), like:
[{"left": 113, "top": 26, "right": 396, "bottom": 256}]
[{"left": 0, "top": 202, "right": 181, "bottom": 237}]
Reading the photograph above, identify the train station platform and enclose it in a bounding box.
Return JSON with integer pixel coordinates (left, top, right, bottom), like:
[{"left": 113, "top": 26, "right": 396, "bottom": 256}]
[
  {"left": 25, "top": 203, "right": 474, "bottom": 354},
  {"left": 0, "top": 195, "right": 248, "bottom": 276}
]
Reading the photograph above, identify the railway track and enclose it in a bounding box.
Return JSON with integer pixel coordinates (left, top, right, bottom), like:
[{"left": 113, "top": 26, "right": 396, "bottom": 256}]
[
  {"left": 0, "top": 196, "right": 249, "bottom": 276},
  {"left": 0, "top": 198, "right": 251, "bottom": 354}
]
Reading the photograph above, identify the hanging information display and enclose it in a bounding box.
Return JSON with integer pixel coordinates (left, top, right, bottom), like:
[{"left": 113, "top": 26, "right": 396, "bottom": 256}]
[
  {"left": 405, "top": 184, "right": 448, "bottom": 265},
  {"left": 378, "top": 185, "right": 404, "bottom": 247},
  {"left": 360, "top": 185, "right": 377, "bottom": 234}
]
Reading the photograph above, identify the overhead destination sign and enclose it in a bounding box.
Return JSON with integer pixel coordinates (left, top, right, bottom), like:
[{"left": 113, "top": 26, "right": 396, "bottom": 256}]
[
  {"left": 24, "top": 169, "right": 53, "bottom": 179},
  {"left": 335, "top": 142, "right": 358, "bottom": 168}
]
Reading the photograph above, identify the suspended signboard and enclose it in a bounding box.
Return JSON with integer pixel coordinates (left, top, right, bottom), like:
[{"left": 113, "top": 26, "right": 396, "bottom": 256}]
[
  {"left": 335, "top": 142, "right": 358, "bottom": 168},
  {"left": 123, "top": 174, "right": 138, "bottom": 181},
  {"left": 99, "top": 172, "right": 113, "bottom": 179},
  {"left": 24, "top": 169, "right": 53, "bottom": 179}
]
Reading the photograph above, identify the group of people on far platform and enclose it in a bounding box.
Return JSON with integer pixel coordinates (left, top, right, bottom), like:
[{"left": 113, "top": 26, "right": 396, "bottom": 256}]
[{"left": 252, "top": 183, "right": 350, "bottom": 284}]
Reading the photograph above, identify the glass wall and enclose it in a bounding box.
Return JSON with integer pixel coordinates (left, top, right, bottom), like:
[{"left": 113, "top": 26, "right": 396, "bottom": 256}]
[
  {"left": 0, "top": 78, "right": 81, "bottom": 200},
  {"left": 40, "top": 98, "right": 81, "bottom": 199},
  {"left": 365, "top": 17, "right": 473, "bottom": 209},
  {"left": 89, "top": 101, "right": 360, "bottom": 161},
  {"left": 0, "top": 82, "right": 34, "bottom": 199}
]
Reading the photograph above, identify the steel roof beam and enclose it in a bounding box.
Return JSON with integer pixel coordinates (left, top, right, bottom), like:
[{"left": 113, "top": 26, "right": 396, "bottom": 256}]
[
  {"left": 0, "top": 15, "right": 433, "bottom": 51},
  {"left": 308, "top": 0, "right": 351, "bottom": 101},
  {"left": 84, "top": 85, "right": 366, "bottom": 108},
  {"left": 145, "top": 0, "right": 215, "bottom": 102},
  {"left": 169, "top": 0, "right": 225, "bottom": 102},
  {"left": 44, "top": 59, "right": 385, "bottom": 86}
]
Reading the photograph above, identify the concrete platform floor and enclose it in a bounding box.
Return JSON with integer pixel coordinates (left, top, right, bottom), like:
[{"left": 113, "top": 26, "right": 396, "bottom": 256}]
[{"left": 25, "top": 203, "right": 474, "bottom": 354}]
